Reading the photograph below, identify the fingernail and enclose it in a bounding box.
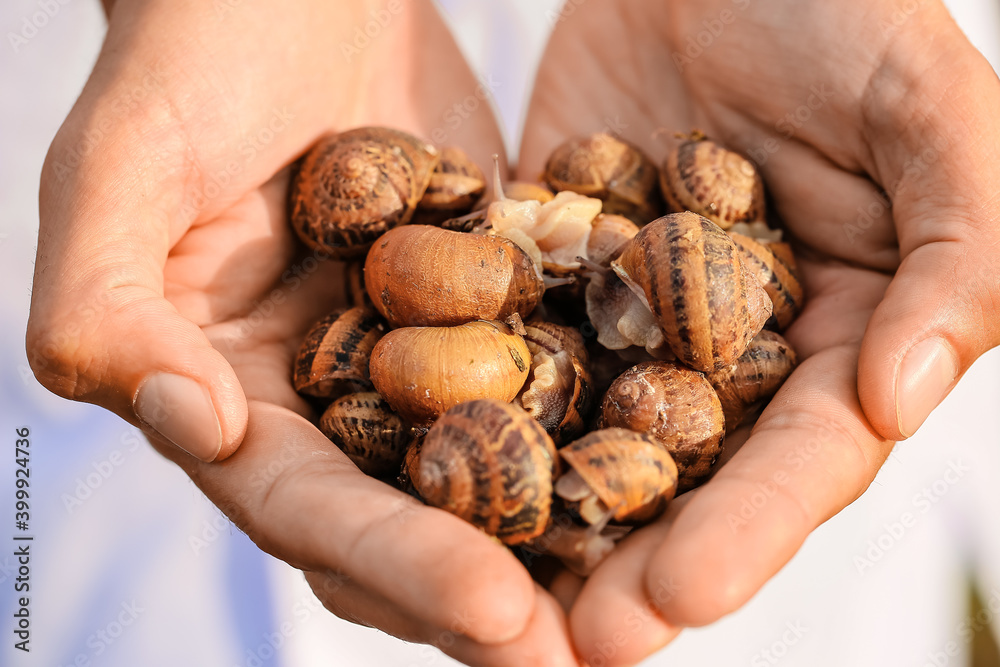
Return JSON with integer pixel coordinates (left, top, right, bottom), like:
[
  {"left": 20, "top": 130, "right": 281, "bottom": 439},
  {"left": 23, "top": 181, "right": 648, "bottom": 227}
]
[
  {"left": 895, "top": 338, "right": 958, "bottom": 438},
  {"left": 134, "top": 373, "right": 222, "bottom": 462}
]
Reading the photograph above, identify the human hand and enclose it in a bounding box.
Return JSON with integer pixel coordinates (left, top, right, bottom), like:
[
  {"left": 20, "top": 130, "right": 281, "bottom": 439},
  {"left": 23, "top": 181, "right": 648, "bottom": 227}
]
[
  {"left": 27, "top": 0, "right": 580, "bottom": 663},
  {"left": 519, "top": 0, "right": 1000, "bottom": 663}
]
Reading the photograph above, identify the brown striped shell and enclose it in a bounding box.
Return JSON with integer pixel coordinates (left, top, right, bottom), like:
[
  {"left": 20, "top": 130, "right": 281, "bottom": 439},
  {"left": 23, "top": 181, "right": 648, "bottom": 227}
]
[
  {"left": 364, "top": 225, "right": 544, "bottom": 328},
  {"left": 293, "top": 307, "right": 386, "bottom": 398},
  {"left": 556, "top": 428, "right": 678, "bottom": 524},
  {"left": 517, "top": 323, "right": 594, "bottom": 445},
  {"left": 705, "top": 330, "right": 798, "bottom": 431},
  {"left": 729, "top": 233, "right": 804, "bottom": 331},
  {"left": 611, "top": 212, "right": 772, "bottom": 372},
  {"left": 289, "top": 127, "right": 439, "bottom": 259},
  {"left": 586, "top": 214, "right": 640, "bottom": 267},
  {"left": 660, "top": 132, "right": 765, "bottom": 229},
  {"left": 369, "top": 320, "right": 531, "bottom": 425},
  {"left": 414, "top": 146, "right": 486, "bottom": 225},
  {"left": 319, "top": 392, "right": 414, "bottom": 477},
  {"left": 343, "top": 261, "right": 371, "bottom": 308},
  {"left": 544, "top": 133, "right": 663, "bottom": 224},
  {"left": 599, "top": 361, "right": 724, "bottom": 491},
  {"left": 415, "top": 399, "right": 557, "bottom": 545}
]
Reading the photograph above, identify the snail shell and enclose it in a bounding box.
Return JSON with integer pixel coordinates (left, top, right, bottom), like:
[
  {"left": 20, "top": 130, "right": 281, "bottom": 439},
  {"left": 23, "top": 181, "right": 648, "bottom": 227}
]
[
  {"left": 544, "top": 132, "right": 663, "bottom": 224},
  {"left": 289, "top": 127, "right": 439, "bottom": 259},
  {"left": 343, "top": 261, "right": 371, "bottom": 308},
  {"left": 504, "top": 181, "right": 554, "bottom": 204},
  {"left": 517, "top": 322, "right": 594, "bottom": 445},
  {"left": 705, "top": 330, "right": 798, "bottom": 431},
  {"left": 415, "top": 399, "right": 557, "bottom": 545},
  {"left": 364, "top": 225, "right": 544, "bottom": 328},
  {"left": 729, "top": 233, "right": 804, "bottom": 331},
  {"left": 369, "top": 319, "right": 531, "bottom": 425},
  {"left": 556, "top": 428, "right": 678, "bottom": 524},
  {"left": 319, "top": 392, "right": 414, "bottom": 477},
  {"left": 414, "top": 146, "right": 486, "bottom": 225},
  {"left": 660, "top": 131, "right": 765, "bottom": 230},
  {"left": 611, "top": 211, "right": 772, "bottom": 372},
  {"left": 599, "top": 361, "right": 724, "bottom": 491},
  {"left": 586, "top": 214, "right": 640, "bottom": 267},
  {"left": 293, "top": 306, "right": 386, "bottom": 398}
]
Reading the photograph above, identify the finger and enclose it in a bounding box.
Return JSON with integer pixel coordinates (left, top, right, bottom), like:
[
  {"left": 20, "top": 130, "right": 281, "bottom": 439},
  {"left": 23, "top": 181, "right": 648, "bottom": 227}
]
[
  {"left": 646, "top": 343, "right": 894, "bottom": 628},
  {"left": 27, "top": 120, "right": 248, "bottom": 462},
  {"left": 159, "top": 400, "right": 537, "bottom": 645},
  {"left": 857, "top": 26, "right": 1000, "bottom": 440},
  {"left": 569, "top": 501, "right": 689, "bottom": 667},
  {"left": 308, "top": 572, "right": 580, "bottom": 667}
]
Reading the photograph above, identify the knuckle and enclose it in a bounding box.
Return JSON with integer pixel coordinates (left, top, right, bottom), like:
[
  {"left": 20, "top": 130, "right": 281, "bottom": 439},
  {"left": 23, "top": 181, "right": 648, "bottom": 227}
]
[{"left": 25, "top": 305, "right": 105, "bottom": 402}]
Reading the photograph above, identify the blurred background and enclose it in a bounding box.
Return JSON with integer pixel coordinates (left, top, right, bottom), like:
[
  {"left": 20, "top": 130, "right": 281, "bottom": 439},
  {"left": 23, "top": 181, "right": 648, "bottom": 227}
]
[{"left": 1, "top": 1, "right": 999, "bottom": 665}]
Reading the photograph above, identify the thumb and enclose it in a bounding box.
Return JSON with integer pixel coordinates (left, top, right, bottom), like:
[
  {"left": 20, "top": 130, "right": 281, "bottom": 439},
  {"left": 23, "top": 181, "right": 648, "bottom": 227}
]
[
  {"left": 27, "top": 115, "right": 247, "bottom": 462},
  {"left": 858, "top": 39, "right": 1000, "bottom": 441}
]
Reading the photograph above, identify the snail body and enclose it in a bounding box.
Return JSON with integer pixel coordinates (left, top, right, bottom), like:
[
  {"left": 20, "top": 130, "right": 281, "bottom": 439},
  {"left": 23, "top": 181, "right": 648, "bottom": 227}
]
[
  {"left": 289, "top": 127, "right": 439, "bottom": 258},
  {"left": 293, "top": 306, "right": 386, "bottom": 398},
  {"left": 556, "top": 428, "right": 678, "bottom": 524},
  {"left": 611, "top": 211, "right": 772, "bottom": 372},
  {"left": 319, "top": 392, "right": 414, "bottom": 477},
  {"left": 544, "top": 132, "right": 663, "bottom": 224},
  {"left": 415, "top": 399, "right": 557, "bottom": 545},
  {"left": 599, "top": 361, "right": 724, "bottom": 490},
  {"left": 364, "top": 225, "right": 544, "bottom": 328},
  {"left": 369, "top": 320, "right": 531, "bottom": 425},
  {"left": 660, "top": 131, "right": 765, "bottom": 229}
]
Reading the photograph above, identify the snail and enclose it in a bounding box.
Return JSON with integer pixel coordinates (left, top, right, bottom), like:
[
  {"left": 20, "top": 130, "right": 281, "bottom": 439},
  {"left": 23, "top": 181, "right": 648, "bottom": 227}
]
[
  {"left": 343, "top": 261, "right": 371, "bottom": 308},
  {"left": 705, "top": 330, "right": 798, "bottom": 431},
  {"left": 611, "top": 211, "right": 772, "bottom": 372},
  {"left": 599, "top": 361, "right": 724, "bottom": 491},
  {"left": 319, "top": 392, "right": 415, "bottom": 477},
  {"left": 293, "top": 306, "right": 386, "bottom": 398},
  {"left": 586, "top": 214, "right": 640, "bottom": 268},
  {"left": 369, "top": 319, "right": 531, "bottom": 425},
  {"left": 289, "top": 127, "right": 439, "bottom": 259},
  {"left": 504, "top": 182, "right": 554, "bottom": 203},
  {"left": 414, "top": 146, "right": 486, "bottom": 225},
  {"left": 518, "top": 514, "right": 631, "bottom": 577},
  {"left": 583, "top": 265, "right": 668, "bottom": 355},
  {"left": 544, "top": 132, "right": 663, "bottom": 224},
  {"left": 364, "top": 225, "right": 544, "bottom": 328},
  {"left": 729, "top": 232, "right": 804, "bottom": 331},
  {"left": 555, "top": 428, "right": 678, "bottom": 525},
  {"left": 414, "top": 399, "right": 557, "bottom": 545},
  {"left": 660, "top": 130, "right": 766, "bottom": 230},
  {"left": 517, "top": 322, "right": 594, "bottom": 445}
]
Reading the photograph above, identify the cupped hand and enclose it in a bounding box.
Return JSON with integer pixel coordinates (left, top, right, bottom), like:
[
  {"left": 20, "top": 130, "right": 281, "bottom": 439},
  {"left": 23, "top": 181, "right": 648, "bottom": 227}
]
[
  {"left": 519, "top": 0, "right": 1000, "bottom": 663},
  {"left": 27, "top": 0, "right": 579, "bottom": 663}
]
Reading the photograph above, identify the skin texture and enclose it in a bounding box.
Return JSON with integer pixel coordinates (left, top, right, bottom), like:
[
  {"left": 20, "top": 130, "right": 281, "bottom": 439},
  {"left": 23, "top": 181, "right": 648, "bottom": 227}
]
[
  {"left": 518, "top": 1, "right": 1000, "bottom": 664},
  {"left": 25, "top": 0, "right": 1000, "bottom": 665}
]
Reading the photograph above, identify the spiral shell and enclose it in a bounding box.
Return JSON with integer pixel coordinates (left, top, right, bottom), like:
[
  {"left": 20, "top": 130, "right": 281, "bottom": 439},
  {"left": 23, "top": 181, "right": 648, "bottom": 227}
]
[
  {"left": 517, "top": 322, "right": 594, "bottom": 445},
  {"left": 364, "top": 225, "right": 544, "bottom": 328},
  {"left": 414, "top": 146, "right": 486, "bottom": 225},
  {"left": 705, "top": 330, "right": 797, "bottom": 431},
  {"left": 544, "top": 132, "right": 663, "bottom": 224},
  {"left": 415, "top": 399, "right": 557, "bottom": 545},
  {"left": 586, "top": 214, "right": 640, "bottom": 267},
  {"left": 729, "top": 233, "right": 804, "bottom": 331},
  {"left": 319, "top": 392, "right": 414, "bottom": 477},
  {"left": 660, "top": 132, "right": 765, "bottom": 229},
  {"left": 369, "top": 320, "right": 531, "bottom": 425},
  {"left": 293, "top": 307, "right": 386, "bottom": 398},
  {"left": 611, "top": 211, "right": 772, "bottom": 372},
  {"left": 556, "top": 428, "right": 678, "bottom": 524},
  {"left": 289, "top": 127, "right": 439, "bottom": 258},
  {"left": 599, "top": 361, "right": 724, "bottom": 491}
]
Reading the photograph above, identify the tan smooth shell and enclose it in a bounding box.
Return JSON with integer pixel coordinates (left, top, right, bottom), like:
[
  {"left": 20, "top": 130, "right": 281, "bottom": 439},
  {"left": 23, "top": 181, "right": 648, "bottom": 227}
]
[
  {"left": 369, "top": 320, "right": 531, "bottom": 425},
  {"left": 364, "top": 225, "right": 544, "bottom": 328}
]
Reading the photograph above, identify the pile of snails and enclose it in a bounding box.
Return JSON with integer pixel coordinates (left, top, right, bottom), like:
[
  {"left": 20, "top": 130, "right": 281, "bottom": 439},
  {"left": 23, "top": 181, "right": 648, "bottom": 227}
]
[{"left": 288, "top": 127, "right": 803, "bottom": 575}]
